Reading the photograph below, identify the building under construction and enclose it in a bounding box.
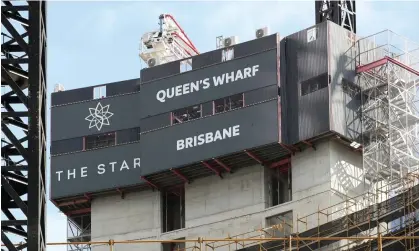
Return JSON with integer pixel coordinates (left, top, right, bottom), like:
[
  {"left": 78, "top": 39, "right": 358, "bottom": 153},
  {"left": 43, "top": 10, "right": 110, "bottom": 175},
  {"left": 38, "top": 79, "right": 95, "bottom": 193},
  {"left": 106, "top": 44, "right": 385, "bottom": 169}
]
[{"left": 44, "top": 2, "right": 419, "bottom": 251}]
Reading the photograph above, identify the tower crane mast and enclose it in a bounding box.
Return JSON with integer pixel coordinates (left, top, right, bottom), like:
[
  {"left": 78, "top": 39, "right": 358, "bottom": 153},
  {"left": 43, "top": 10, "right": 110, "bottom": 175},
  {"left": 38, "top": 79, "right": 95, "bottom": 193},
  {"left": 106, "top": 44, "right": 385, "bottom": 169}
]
[{"left": 139, "top": 14, "right": 199, "bottom": 67}]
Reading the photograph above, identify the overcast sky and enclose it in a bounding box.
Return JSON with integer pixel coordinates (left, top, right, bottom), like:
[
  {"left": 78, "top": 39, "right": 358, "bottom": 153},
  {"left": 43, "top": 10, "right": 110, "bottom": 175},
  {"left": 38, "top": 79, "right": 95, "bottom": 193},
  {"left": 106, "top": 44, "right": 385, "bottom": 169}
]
[{"left": 40, "top": 1, "right": 419, "bottom": 250}]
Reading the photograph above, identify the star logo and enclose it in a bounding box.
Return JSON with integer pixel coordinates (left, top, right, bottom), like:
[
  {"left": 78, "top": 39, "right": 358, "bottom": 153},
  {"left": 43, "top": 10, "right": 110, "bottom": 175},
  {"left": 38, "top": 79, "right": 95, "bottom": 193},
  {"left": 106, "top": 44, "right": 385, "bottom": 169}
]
[{"left": 85, "top": 102, "right": 114, "bottom": 131}]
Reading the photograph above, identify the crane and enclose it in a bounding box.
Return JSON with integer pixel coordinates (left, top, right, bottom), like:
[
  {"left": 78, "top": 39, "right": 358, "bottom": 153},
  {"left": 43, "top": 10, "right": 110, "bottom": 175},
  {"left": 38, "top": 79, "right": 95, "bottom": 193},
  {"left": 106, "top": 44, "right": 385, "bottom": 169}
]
[{"left": 139, "top": 14, "right": 199, "bottom": 68}]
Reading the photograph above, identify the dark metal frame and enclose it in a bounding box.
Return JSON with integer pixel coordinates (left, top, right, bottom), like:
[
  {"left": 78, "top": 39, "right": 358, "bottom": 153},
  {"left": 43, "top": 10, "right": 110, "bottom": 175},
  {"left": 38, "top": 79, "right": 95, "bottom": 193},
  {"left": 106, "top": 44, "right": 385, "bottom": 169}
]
[
  {"left": 1, "top": 1, "right": 47, "bottom": 251},
  {"left": 315, "top": 0, "right": 356, "bottom": 33}
]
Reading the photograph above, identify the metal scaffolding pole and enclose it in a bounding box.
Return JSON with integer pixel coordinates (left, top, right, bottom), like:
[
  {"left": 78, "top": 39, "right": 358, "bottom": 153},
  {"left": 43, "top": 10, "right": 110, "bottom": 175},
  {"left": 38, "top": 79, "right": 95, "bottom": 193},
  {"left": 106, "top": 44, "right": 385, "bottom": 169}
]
[
  {"left": 1, "top": 1, "right": 47, "bottom": 251},
  {"left": 356, "top": 30, "right": 419, "bottom": 201}
]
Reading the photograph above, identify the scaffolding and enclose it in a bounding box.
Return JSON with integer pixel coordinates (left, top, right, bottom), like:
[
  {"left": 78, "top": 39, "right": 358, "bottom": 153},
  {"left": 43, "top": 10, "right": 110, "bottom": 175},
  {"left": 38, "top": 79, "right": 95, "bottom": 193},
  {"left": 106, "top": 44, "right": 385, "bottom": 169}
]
[
  {"left": 293, "top": 172, "right": 419, "bottom": 251},
  {"left": 3, "top": 172, "right": 417, "bottom": 251},
  {"left": 40, "top": 30, "right": 418, "bottom": 251},
  {"left": 67, "top": 214, "right": 91, "bottom": 251},
  {"left": 5, "top": 30, "right": 418, "bottom": 251},
  {"left": 355, "top": 30, "right": 419, "bottom": 200}
]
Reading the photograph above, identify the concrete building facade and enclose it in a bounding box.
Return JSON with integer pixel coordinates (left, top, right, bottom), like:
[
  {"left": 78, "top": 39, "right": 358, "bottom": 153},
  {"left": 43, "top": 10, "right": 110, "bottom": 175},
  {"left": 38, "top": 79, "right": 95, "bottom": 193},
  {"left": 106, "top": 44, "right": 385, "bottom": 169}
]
[
  {"left": 50, "top": 20, "right": 419, "bottom": 251},
  {"left": 89, "top": 139, "right": 363, "bottom": 251},
  {"left": 47, "top": 9, "right": 419, "bottom": 250}
]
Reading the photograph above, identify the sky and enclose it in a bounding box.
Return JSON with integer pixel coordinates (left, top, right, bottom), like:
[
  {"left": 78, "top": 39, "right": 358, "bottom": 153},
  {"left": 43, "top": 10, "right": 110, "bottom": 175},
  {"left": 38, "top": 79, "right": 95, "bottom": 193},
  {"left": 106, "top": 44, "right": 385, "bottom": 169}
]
[{"left": 12, "top": 0, "right": 419, "bottom": 250}]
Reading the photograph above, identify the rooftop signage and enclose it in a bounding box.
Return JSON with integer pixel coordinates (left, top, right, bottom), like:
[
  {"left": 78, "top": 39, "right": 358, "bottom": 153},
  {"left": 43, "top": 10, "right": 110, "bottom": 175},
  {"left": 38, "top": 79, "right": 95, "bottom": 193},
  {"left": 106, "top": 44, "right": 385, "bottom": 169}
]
[
  {"left": 50, "top": 100, "right": 279, "bottom": 199},
  {"left": 140, "top": 49, "right": 277, "bottom": 117},
  {"left": 156, "top": 65, "right": 260, "bottom": 103}
]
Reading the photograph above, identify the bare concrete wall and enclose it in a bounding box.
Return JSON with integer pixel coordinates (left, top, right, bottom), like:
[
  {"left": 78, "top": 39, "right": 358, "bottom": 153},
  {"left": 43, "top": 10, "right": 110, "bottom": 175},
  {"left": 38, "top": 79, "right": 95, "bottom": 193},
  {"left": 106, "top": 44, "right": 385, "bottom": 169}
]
[
  {"left": 90, "top": 140, "right": 364, "bottom": 251},
  {"left": 185, "top": 164, "right": 266, "bottom": 228},
  {"left": 91, "top": 190, "right": 162, "bottom": 251},
  {"left": 291, "top": 139, "right": 364, "bottom": 232}
]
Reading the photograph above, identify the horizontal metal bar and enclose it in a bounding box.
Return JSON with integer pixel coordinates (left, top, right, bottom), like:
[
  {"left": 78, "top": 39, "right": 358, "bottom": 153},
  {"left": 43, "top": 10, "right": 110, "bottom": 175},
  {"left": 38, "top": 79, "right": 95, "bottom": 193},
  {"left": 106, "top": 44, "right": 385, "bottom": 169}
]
[
  {"left": 2, "top": 148, "right": 22, "bottom": 156},
  {"left": 1, "top": 58, "right": 29, "bottom": 64},
  {"left": 1, "top": 5, "right": 30, "bottom": 11},
  {"left": 1, "top": 96, "right": 23, "bottom": 104},
  {"left": 1, "top": 111, "right": 28, "bottom": 117},
  {"left": 12, "top": 235, "right": 419, "bottom": 246},
  {"left": 1, "top": 220, "right": 27, "bottom": 226},
  {"left": 2, "top": 44, "right": 24, "bottom": 52},
  {"left": 356, "top": 58, "right": 387, "bottom": 73},
  {"left": 2, "top": 200, "right": 29, "bottom": 209}
]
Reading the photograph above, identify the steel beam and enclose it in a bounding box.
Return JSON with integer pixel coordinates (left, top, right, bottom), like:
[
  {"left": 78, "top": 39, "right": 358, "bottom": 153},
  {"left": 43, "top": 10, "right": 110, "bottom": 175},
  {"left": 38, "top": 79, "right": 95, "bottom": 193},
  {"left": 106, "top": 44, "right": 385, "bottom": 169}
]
[
  {"left": 116, "top": 187, "right": 125, "bottom": 199},
  {"left": 201, "top": 161, "right": 222, "bottom": 178},
  {"left": 141, "top": 176, "right": 159, "bottom": 190},
  {"left": 244, "top": 150, "right": 264, "bottom": 165},
  {"left": 1, "top": 2, "right": 47, "bottom": 251},
  {"left": 302, "top": 140, "right": 316, "bottom": 150},
  {"left": 170, "top": 168, "right": 190, "bottom": 183},
  {"left": 269, "top": 158, "right": 291, "bottom": 169},
  {"left": 213, "top": 158, "right": 232, "bottom": 173}
]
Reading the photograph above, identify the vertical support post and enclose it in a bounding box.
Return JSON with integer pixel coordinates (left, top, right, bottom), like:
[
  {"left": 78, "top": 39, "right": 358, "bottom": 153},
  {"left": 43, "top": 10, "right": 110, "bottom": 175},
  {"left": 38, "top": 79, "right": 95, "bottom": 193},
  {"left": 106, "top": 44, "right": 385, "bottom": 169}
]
[
  {"left": 109, "top": 240, "right": 114, "bottom": 251},
  {"left": 1, "top": 2, "right": 47, "bottom": 251},
  {"left": 377, "top": 234, "right": 382, "bottom": 251},
  {"left": 288, "top": 236, "right": 292, "bottom": 251},
  {"left": 28, "top": 2, "right": 47, "bottom": 250},
  {"left": 317, "top": 205, "right": 320, "bottom": 249}
]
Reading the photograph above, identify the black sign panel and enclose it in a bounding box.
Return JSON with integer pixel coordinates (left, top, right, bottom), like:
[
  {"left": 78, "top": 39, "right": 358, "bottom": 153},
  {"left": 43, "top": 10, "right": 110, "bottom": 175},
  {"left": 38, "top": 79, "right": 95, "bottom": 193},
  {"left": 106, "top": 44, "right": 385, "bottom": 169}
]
[
  {"left": 50, "top": 100, "right": 279, "bottom": 199},
  {"left": 141, "top": 100, "right": 279, "bottom": 170},
  {"left": 140, "top": 49, "right": 278, "bottom": 117},
  {"left": 51, "top": 92, "right": 141, "bottom": 141},
  {"left": 50, "top": 142, "right": 142, "bottom": 199}
]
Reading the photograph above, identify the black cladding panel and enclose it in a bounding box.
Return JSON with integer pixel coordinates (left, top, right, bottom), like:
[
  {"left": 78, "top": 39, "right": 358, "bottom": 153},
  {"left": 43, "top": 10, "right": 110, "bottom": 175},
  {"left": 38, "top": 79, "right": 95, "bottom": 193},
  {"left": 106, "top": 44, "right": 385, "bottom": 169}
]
[
  {"left": 141, "top": 100, "right": 279, "bottom": 171},
  {"left": 234, "top": 34, "right": 278, "bottom": 58},
  {"left": 51, "top": 86, "right": 93, "bottom": 106},
  {"left": 50, "top": 100, "right": 279, "bottom": 199},
  {"left": 141, "top": 49, "right": 278, "bottom": 117},
  {"left": 192, "top": 34, "right": 278, "bottom": 69},
  {"left": 51, "top": 78, "right": 140, "bottom": 106},
  {"left": 50, "top": 138, "right": 83, "bottom": 155},
  {"left": 50, "top": 142, "right": 142, "bottom": 199},
  {"left": 51, "top": 92, "right": 141, "bottom": 141},
  {"left": 140, "top": 61, "right": 180, "bottom": 82},
  {"left": 106, "top": 78, "right": 141, "bottom": 96},
  {"left": 280, "top": 22, "right": 330, "bottom": 144},
  {"left": 192, "top": 50, "right": 222, "bottom": 69}
]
